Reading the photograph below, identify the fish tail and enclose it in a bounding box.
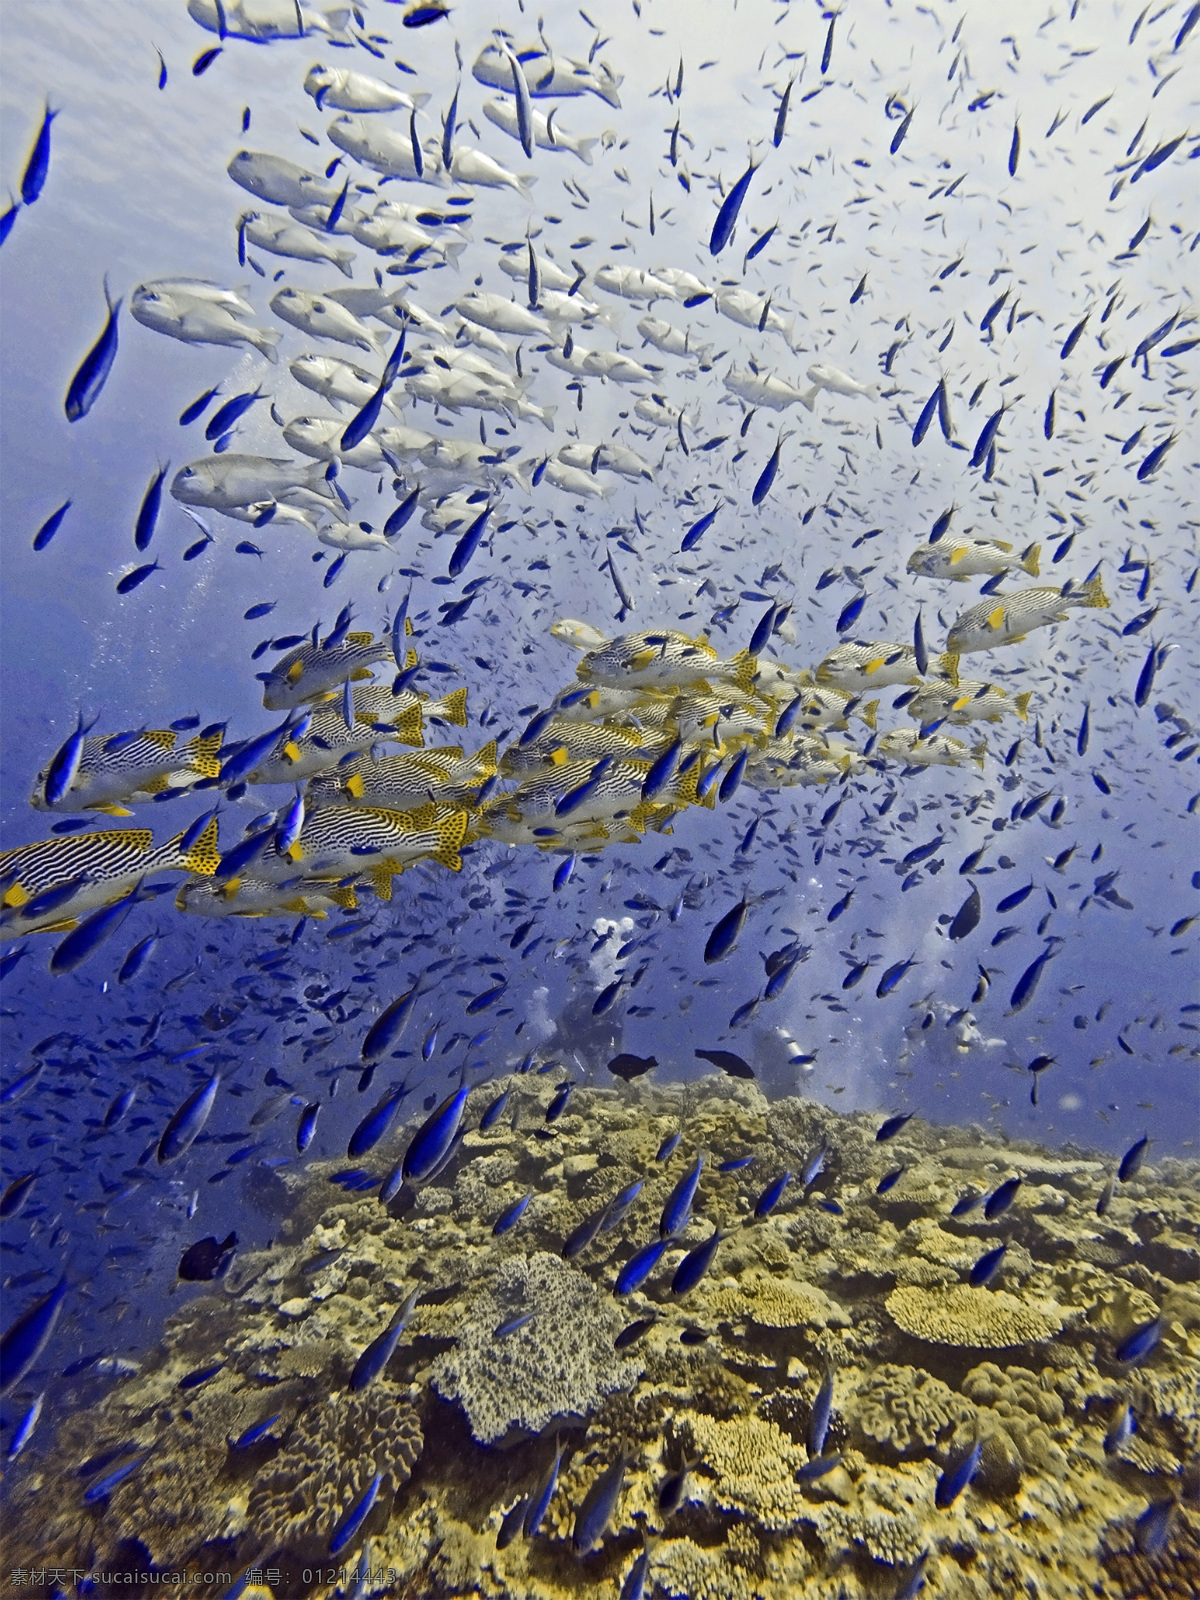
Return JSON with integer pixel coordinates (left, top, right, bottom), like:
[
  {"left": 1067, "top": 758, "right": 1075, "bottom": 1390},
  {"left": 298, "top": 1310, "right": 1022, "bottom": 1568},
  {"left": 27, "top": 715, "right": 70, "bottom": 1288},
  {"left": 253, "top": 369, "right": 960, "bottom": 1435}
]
[
  {"left": 575, "top": 136, "right": 598, "bottom": 166},
  {"left": 971, "top": 741, "right": 987, "bottom": 768},
  {"left": 334, "top": 251, "right": 355, "bottom": 278},
  {"left": 161, "top": 817, "right": 220, "bottom": 877},
  {"left": 254, "top": 327, "right": 282, "bottom": 363},
  {"left": 939, "top": 652, "right": 960, "bottom": 687},
  {"left": 798, "top": 384, "right": 819, "bottom": 411},
  {"left": 1021, "top": 542, "right": 1041, "bottom": 576},
  {"left": 1015, "top": 692, "right": 1032, "bottom": 721},
  {"left": 729, "top": 649, "right": 757, "bottom": 694},
  {"left": 860, "top": 698, "right": 879, "bottom": 730},
  {"left": 432, "top": 687, "right": 469, "bottom": 727},
  {"left": 327, "top": 883, "right": 359, "bottom": 910},
  {"left": 367, "top": 864, "right": 396, "bottom": 901},
  {"left": 393, "top": 703, "right": 424, "bottom": 746},
  {"left": 186, "top": 731, "right": 224, "bottom": 779},
  {"left": 1081, "top": 574, "right": 1110, "bottom": 609},
  {"left": 470, "top": 740, "right": 499, "bottom": 777}
]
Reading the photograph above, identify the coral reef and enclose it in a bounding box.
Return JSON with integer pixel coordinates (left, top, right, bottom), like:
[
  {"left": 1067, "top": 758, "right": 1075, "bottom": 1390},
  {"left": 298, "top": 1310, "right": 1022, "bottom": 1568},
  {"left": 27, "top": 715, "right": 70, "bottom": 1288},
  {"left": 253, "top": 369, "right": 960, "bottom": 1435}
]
[{"left": 4, "top": 1078, "right": 1197, "bottom": 1599}]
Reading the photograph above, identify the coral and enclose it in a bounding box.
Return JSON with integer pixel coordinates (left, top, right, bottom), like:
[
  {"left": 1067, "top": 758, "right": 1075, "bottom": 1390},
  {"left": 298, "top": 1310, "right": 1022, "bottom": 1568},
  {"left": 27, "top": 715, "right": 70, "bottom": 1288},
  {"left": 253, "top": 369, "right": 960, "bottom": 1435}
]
[
  {"left": 245, "top": 1383, "right": 422, "bottom": 1550},
  {"left": 962, "top": 1362, "right": 1069, "bottom": 1482},
  {"left": 709, "top": 1270, "right": 849, "bottom": 1330},
  {"left": 683, "top": 1413, "right": 805, "bottom": 1531},
  {"left": 886, "top": 1284, "right": 1064, "bottom": 1346},
  {"left": 655, "top": 1537, "right": 761, "bottom": 1600},
  {"left": 846, "top": 1362, "right": 977, "bottom": 1454},
  {"left": 430, "top": 1250, "right": 635, "bottom": 1442}
]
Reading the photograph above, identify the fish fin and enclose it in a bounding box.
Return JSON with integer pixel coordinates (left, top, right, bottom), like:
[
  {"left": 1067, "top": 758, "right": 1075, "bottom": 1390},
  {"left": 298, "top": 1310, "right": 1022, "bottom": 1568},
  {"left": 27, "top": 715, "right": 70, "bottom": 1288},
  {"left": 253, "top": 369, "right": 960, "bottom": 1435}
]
[
  {"left": 993, "top": 540, "right": 1013, "bottom": 552},
  {"left": 631, "top": 647, "right": 657, "bottom": 670},
  {"left": 404, "top": 803, "right": 438, "bottom": 829},
  {"left": 286, "top": 843, "right": 305, "bottom": 864},
  {"left": 327, "top": 884, "right": 358, "bottom": 910},
  {"left": 145, "top": 728, "right": 176, "bottom": 750},
  {"left": 286, "top": 660, "right": 305, "bottom": 684},
  {"left": 1015, "top": 692, "right": 1032, "bottom": 721},
  {"left": 430, "top": 849, "right": 463, "bottom": 871},
  {"left": 471, "top": 740, "right": 498, "bottom": 776},
  {"left": 350, "top": 667, "right": 374, "bottom": 681},
  {"left": 347, "top": 631, "right": 374, "bottom": 644},
  {"left": 972, "top": 741, "right": 987, "bottom": 768},
  {"left": 863, "top": 657, "right": 885, "bottom": 675},
  {"left": 986, "top": 606, "right": 1006, "bottom": 630},
  {"left": 3, "top": 883, "right": 30, "bottom": 908},
  {"left": 436, "top": 687, "right": 469, "bottom": 726},
  {"left": 404, "top": 646, "right": 418, "bottom": 670},
  {"left": 730, "top": 649, "right": 757, "bottom": 693},
  {"left": 281, "top": 741, "right": 301, "bottom": 764},
  {"left": 183, "top": 818, "right": 221, "bottom": 877},
  {"left": 187, "top": 731, "right": 224, "bottom": 778},
  {"left": 91, "top": 803, "right": 135, "bottom": 817},
  {"left": 939, "top": 653, "right": 960, "bottom": 687},
  {"left": 626, "top": 804, "right": 651, "bottom": 833},
  {"left": 346, "top": 773, "right": 365, "bottom": 799},
  {"left": 951, "top": 695, "right": 972, "bottom": 712},
  {"left": 37, "top": 916, "right": 80, "bottom": 933},
  {"left": 393, "top": 704, "right": 424, "bottom": 746},
  {"left": 141, "top": 775, "right": 171, "bottom": 795},
  {"left": 1082, "top": 575, "right": 1110, "bottom": 608},
  {"left": 220, "top": 877, "right": 242, "bottom": 901},
  {"left": 1006, "top": 632, "right": 1028, "bottom": 644},
  {"left": 550, "top": 747, "right": 569, "bottom": 766},
  {"left": 368, "top": 865, "right": 395, "bottom": 901},
  {"left": 439, "top": 809, "right": 470, "bottom": 853},
  {"left": 1021, "top": 543, "right": 1041, "bottom": 577},
  {"left": 948, "top": 546, "right": 968, "bottom": 565},
  {"left": 861, "top": 699, "right": 878, "bottom": 730}
]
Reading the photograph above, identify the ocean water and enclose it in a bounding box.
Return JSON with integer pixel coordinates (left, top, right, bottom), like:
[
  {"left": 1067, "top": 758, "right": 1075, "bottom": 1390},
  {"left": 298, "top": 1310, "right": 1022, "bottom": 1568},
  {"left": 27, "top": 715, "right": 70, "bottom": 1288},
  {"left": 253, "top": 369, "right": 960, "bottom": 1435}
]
[{"left": 0, "top": 1, "right": 1197, "bottom": 1596}]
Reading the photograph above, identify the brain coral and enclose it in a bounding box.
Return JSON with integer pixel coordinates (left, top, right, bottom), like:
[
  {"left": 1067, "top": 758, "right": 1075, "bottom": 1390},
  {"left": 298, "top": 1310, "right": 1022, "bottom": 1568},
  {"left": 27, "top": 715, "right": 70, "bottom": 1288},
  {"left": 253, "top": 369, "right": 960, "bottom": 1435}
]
[
  {"left": 430, "top": 1249, "right": 635, "bottom": 1443},
  {"left": 245, "top": 1383, "right": 422, "bottom": 1549},
  {"left": 886, "top": 1284, "right": 1063, "bottom": 1347},
  {"left": 846, "top": 1362, "right": 977, "bottom": 1453}
]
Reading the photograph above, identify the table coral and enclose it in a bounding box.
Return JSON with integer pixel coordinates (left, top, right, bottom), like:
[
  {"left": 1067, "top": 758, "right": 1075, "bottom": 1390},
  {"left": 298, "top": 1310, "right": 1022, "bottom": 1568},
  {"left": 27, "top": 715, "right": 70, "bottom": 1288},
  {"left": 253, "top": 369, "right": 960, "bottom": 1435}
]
[{"left": 886, "top": 1284, "right": 1064, "bottom": 1347}]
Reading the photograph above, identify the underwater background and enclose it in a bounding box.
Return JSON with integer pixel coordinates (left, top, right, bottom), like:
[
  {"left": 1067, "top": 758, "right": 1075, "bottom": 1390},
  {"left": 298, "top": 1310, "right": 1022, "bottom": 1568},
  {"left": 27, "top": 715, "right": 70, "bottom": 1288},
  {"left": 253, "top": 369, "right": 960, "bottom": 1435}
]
[{"left": 0, "top": 0, "right": 1197, "bottom": 1595}]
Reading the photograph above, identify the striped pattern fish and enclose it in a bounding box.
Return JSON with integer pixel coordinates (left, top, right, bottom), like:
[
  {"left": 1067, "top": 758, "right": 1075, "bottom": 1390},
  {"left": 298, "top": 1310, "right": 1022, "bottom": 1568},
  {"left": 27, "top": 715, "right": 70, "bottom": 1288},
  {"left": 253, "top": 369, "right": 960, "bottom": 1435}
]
[{"left": 30, "top": 728, "right": 223, "bottom": 814}]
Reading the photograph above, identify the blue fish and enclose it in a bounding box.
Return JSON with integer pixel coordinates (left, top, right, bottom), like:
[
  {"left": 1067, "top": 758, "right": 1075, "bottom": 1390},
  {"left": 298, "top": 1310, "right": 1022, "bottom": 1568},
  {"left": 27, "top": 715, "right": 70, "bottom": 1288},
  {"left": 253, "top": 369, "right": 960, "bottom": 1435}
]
[
  {"left": 117, "top": 932, "right": 159, "bottom": 985},
  {"left": 0, "top": 1172, "right": 38, "bottom": 1219},
  {"left": 615, "top": 1236, "right": 671, "bottom": 1295},
  {"left": 983, "top": 1176, "right": 1021, "bottom": 1219},
  {"left": 935, "top": 1439, "right": 982, "bottom": 1508},
  {"left": 555, "top": 756, "right": 613, "bottom": 819},
  {"left": 876, "top": 1167, "right": 906, "bottom": 1195},
  {"left": 20, "top": 104, "right": 57, "bottom": 204},
  {"left": 32, "top": 499, "right": 72, "bottom": 552},
  {"left": 524, "top": 1438, "right": 567, "bottom": 1536},
  {"left": 179, "top": 1361, "right": 224, "bottom": 1390},
  {"left": 710, "top": 161, "right": 757, "bottom": 255},
  {"left": 402, "top": 1085, "right": 468, "bottom": 1183},
  {"left": 808, "top": 1365, "right": 834, "bottom": 1456},
  {"left": 1103, "top": 1400, "right": 1136, "bottom": 1456},
  {"left": 753, "top": 1170, "right": 792, "bottom": 1218},
  {"left": 0, "top": 1275, "right": 68, "bottom": 1395},
  {"left": 50, "top": 888, "right": 141, "bottom": 975},
  {"left": 448, "top": 504, "right": 491, "bottom": 579},
  {"left": 656, "top": 1130, "right": 682, "bottom": 1163},
  {"left": 64, "top": 280, "right": 122, "bottom": 422},
  {"left": 996, "top": 882, "right": 1033, "bottom": 913},
  {"left": 681, "top": 504, "right": 719, "bottom": 553},
  {"left": 1135, "top": 1498, "right": 1174, "bottom": 1557},
  {"left": 573, "top": 1451, "right": 628, "bottom": 1551},
  {"left": 1118, "top": 1134, "right": 1149, "bottom": 1182},
  {"left": 480, "top": 1088, "right": 511, "bottom": 1131},
  {"left": 876, "top": 957, "right": 918, "bottom": 998},
  {"left": 348, "top": 1084, "right": 409, "bottom": 1158},
  {"left": 105, "top": 1087, "right": 140, "bottom": 1127},
  {"left": 599, "top": 1180, "right": 644, "bottom": 1233},
  {"left": 179, "top": 386, "right": 220, "bottom": 426},
  {"left": 1006, "top": 939, "right": 1062, "bottom": 1014},
  {"left": 328, "top": 1471, "right": 384, "bottom": 1557},
  {"left": 362, "top": 982, "right": 421, "bottom": 1062},
  {"left": 642, "top": 738, "right": 682, "bottom": 801},
  {"left": 350, "top": 1289, "right": 419, "bottom": 1390},
  {"left": 876, "top": 1112, "right": 913, "bottom": 1143},
  {"left": 660, "top": 1156, "right": 704, "bottom": 1238},
  {"left": 1115, "top": 1314, "right": 1163, "bottom": 1367},
  {"left": 752, "top": 434, "right": 784, "bottom": 506},
  {"left": 231, "top": 1413, "right": 282, "bottom": 1450},
  {"left": 671, "top": 1227, "right": 723, "bottom": 1295},
  {"left": 157, "top": 1072, "right": 220, "bottom": 1164},
  {"left": 705, "top": 896, "right": 750, "bottom": 963},
  {"left": 84, "top": 1453, "right": 147, "bottom": 1504},
  {"left": 493, "top": 1193, "right": 532, "bottom": 1235},
  {"left": 969, "top": 407, "right": 1004, "bottom": 469},
  {"left": 969, "top": 1243, "right": 1007, "bottom": 1287}
]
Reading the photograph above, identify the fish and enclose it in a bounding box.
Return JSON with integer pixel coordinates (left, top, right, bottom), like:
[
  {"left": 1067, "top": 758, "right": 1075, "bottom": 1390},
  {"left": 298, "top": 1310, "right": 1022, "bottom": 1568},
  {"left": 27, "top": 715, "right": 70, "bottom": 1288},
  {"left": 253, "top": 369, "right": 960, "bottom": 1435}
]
[
  {"left": 524, "top": 1437, "right": 568, "bottom": 1536},
  {"left": 1007, "top": 939, "right": 1062, "bottom": 1014},
  {"left": 348, "top": 1084, "right": 409, "bottom": 1157},
  {"left": 876, "top": 1112, "right": 913, "bottom": 1142},
  {"left": 20, "top": 103, "right": 57, "bottom": 204},
  {"left": 64, "top": 281, "right": 122, "bottom": 422},
  {"left": 808, "top": 1365, "right": 835, "bottom": 1456},
  {"left": 695, "top": 1047, "right": 754, "bottom": 1079},
  {"left": 328, "top": 1471, "right": 384, "bottom": 1557},
  {"left": 349, "top": 1288, "right": 419, "bottom": 1389},
  {"left": 607, "top": 1052, "right": 658, "bottom": 1081},
  {"left": 704, "top": 896, "right": 751, "bottom": 963},
  {"left": 362, "top": 982, "right": 421, "bottom": 1062},
  {"left": 948, "top": 884, "right": 982, "bottom": 941},
  {"left": 1115, "top": 1315, "right": 1162, "bottom": 1367},
  {"left": 753, "top": 1170, "right": 791, "bottom": 1218},
  {"left": 573, "top": 1451, "right": 629, "bottom": 1552},
  {"left": 710, "top": 160, "right": 757, "bottom": 255},
  {"left": 969, "top": 1243, "right": 1007, "bottom": 1287},
  {"left": 935, "top": 1439, "right": 983, "bottom": 1508},
  {"left": 1118, "top": 1134, "right": 1149, "bottom": 1182},
  {"left": 178, "top": 1232, "right": 237, "bottom": 1282},
  {"left": 945, "top": 577, "right": 1109, "bottom": 658},
  {"left": 0, "top": 1276, "right": 68, "bottom": 1395},
  {"left": 402, "top": 1085, "right": 468, "bottom": 1182},
  {"left": 158, "top": 1073, "right": 220, "bottom": 1164},
  {"left": 671, "top": 1226, "right": 724, "bottom": 1294},
  {"left": 983, "top": 1176, "right": 1021, "bottom": 1219},
  {"left": 908, "top": 537, "right": 1040, "bottom": 583}
]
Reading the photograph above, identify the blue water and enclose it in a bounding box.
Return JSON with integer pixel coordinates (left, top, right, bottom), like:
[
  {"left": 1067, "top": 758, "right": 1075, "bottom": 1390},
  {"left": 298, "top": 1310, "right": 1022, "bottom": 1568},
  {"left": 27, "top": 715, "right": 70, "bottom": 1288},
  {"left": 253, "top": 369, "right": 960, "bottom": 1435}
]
[{"left": 1, "top": 0, "right": 1196, "bottom": 1591}]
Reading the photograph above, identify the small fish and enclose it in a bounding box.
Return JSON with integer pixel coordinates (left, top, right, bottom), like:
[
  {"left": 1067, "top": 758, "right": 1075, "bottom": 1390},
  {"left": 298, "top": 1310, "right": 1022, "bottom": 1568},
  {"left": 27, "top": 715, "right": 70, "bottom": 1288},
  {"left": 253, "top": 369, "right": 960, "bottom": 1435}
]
[
  {"left": 710, "top": 160, "right": 758, "bottom": 255},
  {"left": 84, "top": 1453, "right": 148, "bottom": 1503},
  {"left": 20, "top": 104, "right": 57, "bottom": 204},
  {"left": 1007, "top": 938, "right": 1062, "bottom": 1013},
  {"left": 984, "top": 1176, "right": 1021, "bottom": 1219},
  {"left": 32, "top": 499, "right": 72, "bottom": 552},
  {"left": 615, "top": 1235, "right": 671, "bottom": 1295},
  {"left": 6, "top": 1392, "right": 44, "bottom": 1459},
  {"left": 402, "top": 1085, "right": 468, "bottom": 1183},
  {"left": 752, "top": 433, "right": 784, "bottom": 506},
  {"left": 705, "top": 896, "right": 751, "bottom": 962},
  {"left": 573, "top": 1451, "right": 629, "bottom": 1552},
  {"left": 1104, "top": 1400, "right": 1137, "bottom": 1455},
  {"left": 524, "top": 1437, "right": 567, "bottom": 1536},
  {"left": 350, "top": 1289, "right": 419, "bottom": 1389},
  {"left": 935, "top": 1439, "right": 982, "bottom": 1508},
  {"left": 808, "top": 1365, "right": 834, "bottom": 1456},
  {"left": 694, "top": 1047, "right": 754, "bottom": 1080},
  {"left": 493, "top": 1193, "right": 532, "bottom": 1235},
  {"left": 876, "top": 1112, "right": 913, "bottom": 1142},
  {"left": 1134, "top": 1498, "right": 1174, "bottom": 1558},
  {"left": 969, "top": 1243, "right": 1007, "bottom": 1288},
  {"left": 328, "top": 1471, "right": 384, "bottom": 1557},
  {"left": 753, "top": 1170, "right": 791, "bottom": 1218},
  {"left": 1115, "top": 1314, "right": 1162, "bottom": 1367},
  {"left": 361, "top": 982, "right": 421, "bottom": 1062},
  {"left": 64, "top": 280, "right": 122, "bottom": 422},
  {"left": 231, "top": 1413, "right": 282, "bottom": 1450},
  {"left": 348, "top": 1084, "right": 409, "bottom": 1158},
  {"left": 660, "top": 1155, "right": 704, "bottom": 1238},
  {"left": 1118, "top": 1134, "right": 1149, "bottom": 1182},
  {"left": 615, "top": 1315, "right": 657, "bottom": 1350},
  {"left": 157, "top": 1073, "right": 220, "bottom": 1164},
  {"left": 177, "top": 1231, "right": 237, "bottom": 1282},
  {"left": 0, "top": 1276, "right": 68, "bottom": 1396},
  {"left": 671, "top": 1226, "right": 724, "bottom": 1294}
]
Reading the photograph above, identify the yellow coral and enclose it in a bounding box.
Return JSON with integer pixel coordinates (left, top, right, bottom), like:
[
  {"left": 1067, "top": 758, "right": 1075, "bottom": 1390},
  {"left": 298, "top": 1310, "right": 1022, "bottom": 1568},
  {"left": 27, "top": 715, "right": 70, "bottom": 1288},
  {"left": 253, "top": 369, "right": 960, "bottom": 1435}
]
[
  {"left": 709, "top": 1271, "right": 848, "bottom": 1329},
  {"left": 685, "top": 1413, "right": 805, "bottom": 1530},
  {"left": 886, "top": 1284, "right": 1063, "bottom": 1346}
]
